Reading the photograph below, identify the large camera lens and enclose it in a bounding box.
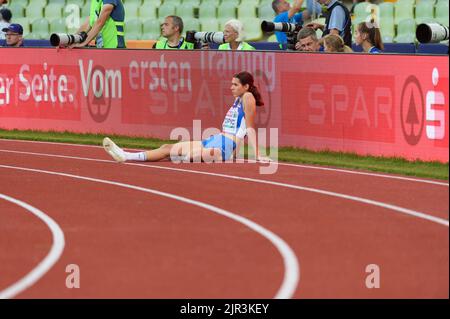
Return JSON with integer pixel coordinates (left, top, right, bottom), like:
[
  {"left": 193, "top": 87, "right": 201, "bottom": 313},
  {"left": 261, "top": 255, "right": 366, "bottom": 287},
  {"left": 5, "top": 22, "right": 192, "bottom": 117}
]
[
  {"left": 416, "top": 23, "right": 449, "bottom": 43},
  {"left": 261, "top": 21, "right": 299, "bottom": 33}
]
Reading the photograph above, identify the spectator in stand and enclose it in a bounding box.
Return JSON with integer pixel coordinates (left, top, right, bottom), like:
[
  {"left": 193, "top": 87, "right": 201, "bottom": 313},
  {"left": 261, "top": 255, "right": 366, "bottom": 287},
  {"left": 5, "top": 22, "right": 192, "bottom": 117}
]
[
  {"left": 2, "top": 23, "right": 24, "bottom": 47},
  {"left": 320, "top": 34, "right": 353, "bottom": 53},
  {"left": 218, "top": 19, "right": 255, "bottom": 51},
  {"left": 307, "top": 0, "right": 352, "bottom": 47},
  {"left": 354, "top": 20, "right": 384, "bottom": 53},
  {"left": 153, "top": 15, "right": 194, "bottom": 49},
  {"left": 272, "top": 0, "right": 322, "bottom": 45},
  {"left": 295, "top": 27, "right": 321, "bottom": 52},
  {"left": 0, "top": 7, "right": 12, "bottom": 40}
]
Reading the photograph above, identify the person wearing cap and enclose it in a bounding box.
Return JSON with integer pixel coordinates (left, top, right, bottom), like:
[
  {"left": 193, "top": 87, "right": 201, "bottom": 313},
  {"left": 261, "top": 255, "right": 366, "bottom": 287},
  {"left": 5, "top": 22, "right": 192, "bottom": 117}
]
[
  {"left": 2, "top": 23, "right": 23, "bottom": 47},
  {"left": 71, "top": 0, "right": 125, "bottom": 49},
  {"left": 0, "top": 0, "right": 8, "bottom": 9},
  {"left": 0, "top": 7, "right": 12, "bottom": 40}
]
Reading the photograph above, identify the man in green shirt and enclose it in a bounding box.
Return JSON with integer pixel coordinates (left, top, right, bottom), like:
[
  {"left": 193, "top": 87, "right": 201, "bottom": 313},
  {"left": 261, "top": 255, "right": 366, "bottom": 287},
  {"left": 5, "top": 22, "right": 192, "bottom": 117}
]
[
  {"left": 153, "top": 16, "right": 194, "bottom": 50},
  {"left": 71, "top": 0, "right": 125, "bottom": 49}
]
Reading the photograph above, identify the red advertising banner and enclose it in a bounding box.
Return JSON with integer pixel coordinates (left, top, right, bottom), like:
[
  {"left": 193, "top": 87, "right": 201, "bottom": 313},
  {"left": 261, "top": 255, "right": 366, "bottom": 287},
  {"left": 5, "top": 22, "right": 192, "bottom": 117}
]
[{"left": 0, "top": 48, "right": 448, "bottom": 162}]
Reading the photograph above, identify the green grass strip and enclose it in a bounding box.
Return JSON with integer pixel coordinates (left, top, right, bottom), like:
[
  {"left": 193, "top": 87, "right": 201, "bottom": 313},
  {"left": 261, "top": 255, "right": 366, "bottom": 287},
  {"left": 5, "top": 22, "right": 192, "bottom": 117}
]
[{"left": 0, "top": 129, "right": 448, "bottom": 180}]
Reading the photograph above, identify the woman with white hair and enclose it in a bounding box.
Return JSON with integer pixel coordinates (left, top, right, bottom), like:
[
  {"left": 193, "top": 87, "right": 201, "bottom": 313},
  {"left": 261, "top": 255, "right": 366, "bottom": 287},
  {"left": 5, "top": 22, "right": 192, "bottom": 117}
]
[{"left": 218, "top": 19, "right": 255, "bottom": 51}]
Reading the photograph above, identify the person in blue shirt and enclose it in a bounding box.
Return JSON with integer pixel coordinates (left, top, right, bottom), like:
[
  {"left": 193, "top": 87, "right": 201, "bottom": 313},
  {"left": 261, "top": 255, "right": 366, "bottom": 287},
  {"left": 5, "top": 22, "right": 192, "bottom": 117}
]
[
  {"left": 354, "top": 20, "right": 384, "bottom": 53},
  {"left": 272, "top": 0, "right": 322, "bottom": 45}
]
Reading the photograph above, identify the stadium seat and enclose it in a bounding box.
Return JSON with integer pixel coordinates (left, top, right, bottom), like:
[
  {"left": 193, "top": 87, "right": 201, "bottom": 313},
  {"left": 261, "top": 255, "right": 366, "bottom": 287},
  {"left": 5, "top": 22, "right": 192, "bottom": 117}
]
[
  {"left": 49, "top": 18, "right": 67, "bottom": 34},
  {"left": 218, "top": 1, "right": 237, "bottom": 20},
  {"left": 48, "top": 0, "right": 67, "bottom": 5},
  {"left": 198, "top": 2, "right": 217, "bottom": 18},
  {"left": 5, "top": 3, "right": 25, "bottom": 18},
  {"left": 415, "top": 1, "right": 435, "bottom": 24},
  {"left": 25, "top": 3, "right": 45, "bottom": 21},
  {"left": 81, "top": 2, "right": 90, "bottom": 19},
  {"left": 29, "top": 0, "right": 48, "bottom": 7},
  {"left": 13, "top": 17, "right": 30, "bottom": 36},
  {"left": 6, "top": 0, "right": 28, "bottom": 6},
  {"left": 243, "top": 17, "right": 263, "bottom": 41},
  {"left": 394, "top": 18, "right": 416, "bottom": 43},
  {"left": 182, "top": 0, "right": 201, "bottom": 7},
  {"left": 158, "top": 3, "right": 176, "bottom": 20},
  {"left": 394, "top": 0, "right": 414, "bottom": 25},
  {"left": 161, "top": 0, "right": 181, "bottom": 6},
  {"left": 142, "top": 19, "right": 161, "bottom": 40},
  {"left": 142, "top": 0, "right": 161, "bottom": 6},
  {"left": 225, "top": 0, "right": 241, "bottom": 6},
  {"left": 200, "top": 18, "right": 219, "bottom": 32},
  {"left": 183, "top": 18, "right": 200, "bottom": 33},
  {"left": 123, "top": 0, "right": 142, "bottom": 4},
  {"left": 138, "top": 3, "right": 157, "bottom": 20},
  {"left": 259, "top": 4, "right": 275, "bottom": 20},
  {"left": 353, "top": 2, "right": 379, "bottom": 24},
  {"left": 435, "top": 1, "right": 450, "bottom": 25},
  {"left": 176, "top": 3, "right": 195, "bottom": 19},
  {"left": 380, "top": 18, "right": 395, "bottom": 43},
  {"left": 44, "top": 3, "right": 64, "bottom": 20},
  {"left": 200, "top": 0, "right": 220, "bottom": 6},
  {"left": 31, "top": 18, "right": 50, "bottom": 39},
  {"left": 125, "top": 19, "right": 142, "bottom": 40},
  {"left": 378, "top": 2, "right": 394, "bottom": 21},
  {"left": 238, "top": 4, "right": 257, "bottom": 19},
  {"left": 124, "top": 3, "right": 140, "bottom": 20}
]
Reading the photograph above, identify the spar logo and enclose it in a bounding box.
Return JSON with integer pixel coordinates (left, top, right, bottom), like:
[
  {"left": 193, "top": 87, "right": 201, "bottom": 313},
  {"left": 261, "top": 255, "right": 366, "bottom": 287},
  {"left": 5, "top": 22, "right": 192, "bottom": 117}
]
[
  {"left": 79, "top": 59, "right": 122, "bottom": 123},
  {"left": 400, "top": 68, "right": 446, "bottom": 145}
]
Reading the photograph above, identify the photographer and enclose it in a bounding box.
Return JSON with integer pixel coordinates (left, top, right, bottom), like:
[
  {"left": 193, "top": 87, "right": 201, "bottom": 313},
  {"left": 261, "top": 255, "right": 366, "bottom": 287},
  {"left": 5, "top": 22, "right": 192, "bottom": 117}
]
[
  {"left": 2, "top": 23, "right": 24, "bottom": 47},
  {"left": 218, "top": 19, "right": 255, "bottom": 51},
  {"left": 153, "top": 15, "right": 194, "bottom": 49},
  {"left": 0, "top": 0, "right": 7, "bottom": 9},
  {"left": 272, "top": 0, "right": 322, "bottom": 45},
  {"left": 295, "top": 27, "right": 321, "bottom": 52},
  {"left": 70, "top": 0, "right": 125, "bottom": 49},
  {"left": 307, "top": 0, "right": 352, "bottom": 47}
]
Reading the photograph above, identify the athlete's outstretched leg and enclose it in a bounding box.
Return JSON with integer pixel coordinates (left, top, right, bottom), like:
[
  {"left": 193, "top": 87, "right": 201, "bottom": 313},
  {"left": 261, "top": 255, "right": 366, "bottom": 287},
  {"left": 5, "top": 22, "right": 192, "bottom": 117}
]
[{"left": 103, "top": 137, "right": 204, "bottom": 163}]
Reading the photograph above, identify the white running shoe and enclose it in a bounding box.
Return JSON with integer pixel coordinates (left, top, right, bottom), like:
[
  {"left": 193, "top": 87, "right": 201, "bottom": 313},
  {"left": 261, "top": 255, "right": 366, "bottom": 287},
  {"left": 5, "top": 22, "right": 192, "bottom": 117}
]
[{"left": 103, "top": 137, "right": 126, "bottom": 163}]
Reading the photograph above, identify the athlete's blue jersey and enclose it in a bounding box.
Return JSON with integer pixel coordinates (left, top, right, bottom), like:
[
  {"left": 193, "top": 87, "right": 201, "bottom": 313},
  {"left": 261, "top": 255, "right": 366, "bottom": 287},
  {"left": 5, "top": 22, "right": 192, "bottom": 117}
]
[{"left": 222, "top": 97, "right": 247, "bottom": 139}]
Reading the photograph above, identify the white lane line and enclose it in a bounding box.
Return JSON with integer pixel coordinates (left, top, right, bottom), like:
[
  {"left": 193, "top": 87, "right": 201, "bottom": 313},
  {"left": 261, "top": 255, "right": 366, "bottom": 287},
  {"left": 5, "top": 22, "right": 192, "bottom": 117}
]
[
  {"left": 0, "top": 139, "right": 447, "bottom": 186},
  {"left": 0, "top": 165, "right": 299, "bottom": 299},
  {"left": 0, "top": 193, "right": 65, "bottom": 299},
  {"left": 0, "top": 149, "right": 449, "bottom": 227}
]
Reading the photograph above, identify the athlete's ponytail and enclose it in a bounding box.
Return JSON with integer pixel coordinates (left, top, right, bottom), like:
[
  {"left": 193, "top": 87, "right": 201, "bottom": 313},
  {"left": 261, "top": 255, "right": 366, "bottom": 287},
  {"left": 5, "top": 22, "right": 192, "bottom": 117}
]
[{"left": 234, "top": 71, "right": 264, "bottom": 106}]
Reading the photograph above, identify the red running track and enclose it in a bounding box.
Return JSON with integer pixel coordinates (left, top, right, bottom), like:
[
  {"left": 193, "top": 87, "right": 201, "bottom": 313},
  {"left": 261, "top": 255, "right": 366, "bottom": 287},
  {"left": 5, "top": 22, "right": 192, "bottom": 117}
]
[{"left": 0, "top": 139, "right": 448, "bottom": 299}]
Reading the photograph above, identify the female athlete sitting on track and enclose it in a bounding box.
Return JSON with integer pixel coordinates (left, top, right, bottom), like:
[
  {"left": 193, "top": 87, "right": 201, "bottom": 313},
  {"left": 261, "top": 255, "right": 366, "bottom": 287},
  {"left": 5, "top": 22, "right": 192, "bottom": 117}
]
[{"left": 103, "top": 71, "right": 272, "bottom": 163}]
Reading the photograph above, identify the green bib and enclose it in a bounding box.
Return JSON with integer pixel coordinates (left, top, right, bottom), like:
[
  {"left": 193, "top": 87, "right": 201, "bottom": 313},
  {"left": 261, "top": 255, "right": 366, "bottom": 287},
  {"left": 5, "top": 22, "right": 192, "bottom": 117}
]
[
  {"left": 218, "top": 42, "right": 256, "bottom": 50},
  {"left": 89, "top": 0, "right": 125, "bottom": 48},
  {"left": 155, "top": 38, "right": 194, "bottom": 50}
]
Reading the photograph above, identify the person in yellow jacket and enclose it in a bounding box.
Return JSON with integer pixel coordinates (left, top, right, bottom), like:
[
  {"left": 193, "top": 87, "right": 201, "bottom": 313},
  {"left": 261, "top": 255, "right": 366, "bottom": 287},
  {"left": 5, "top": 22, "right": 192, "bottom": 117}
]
[
  {"left": 153, "top": 16, "right": 194, "bottom": 49},
  {"left": 218, "top": 19, "right": 255, "bottom": 51},
  {"left": 71, "top": 0, "right": 125, "bottom": 49}
]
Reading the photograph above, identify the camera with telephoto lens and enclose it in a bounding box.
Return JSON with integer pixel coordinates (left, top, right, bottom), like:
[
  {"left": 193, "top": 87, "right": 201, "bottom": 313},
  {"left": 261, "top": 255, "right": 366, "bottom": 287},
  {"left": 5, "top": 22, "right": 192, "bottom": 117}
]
[
  {"left": 416, "top": 23, "right": 449, "bottom": 43},
  {"left": 185, "top": 30, "right": 225, "bottom": 49},
  {"left": 50, "top": 32, "right": 88, "bottom": 47},
  {"left": 261, "top": 20, "right": 302, "bottom": 50}
]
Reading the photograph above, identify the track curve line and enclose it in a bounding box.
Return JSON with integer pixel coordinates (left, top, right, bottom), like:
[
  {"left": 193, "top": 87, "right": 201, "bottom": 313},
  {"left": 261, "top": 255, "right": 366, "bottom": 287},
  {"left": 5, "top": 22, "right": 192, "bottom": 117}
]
[
  {"left": 0, "top": 165, "right": 300, "bottom": 299},
  {"left": 0, "top": 194, "right": 65, "bottom": 299}
]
